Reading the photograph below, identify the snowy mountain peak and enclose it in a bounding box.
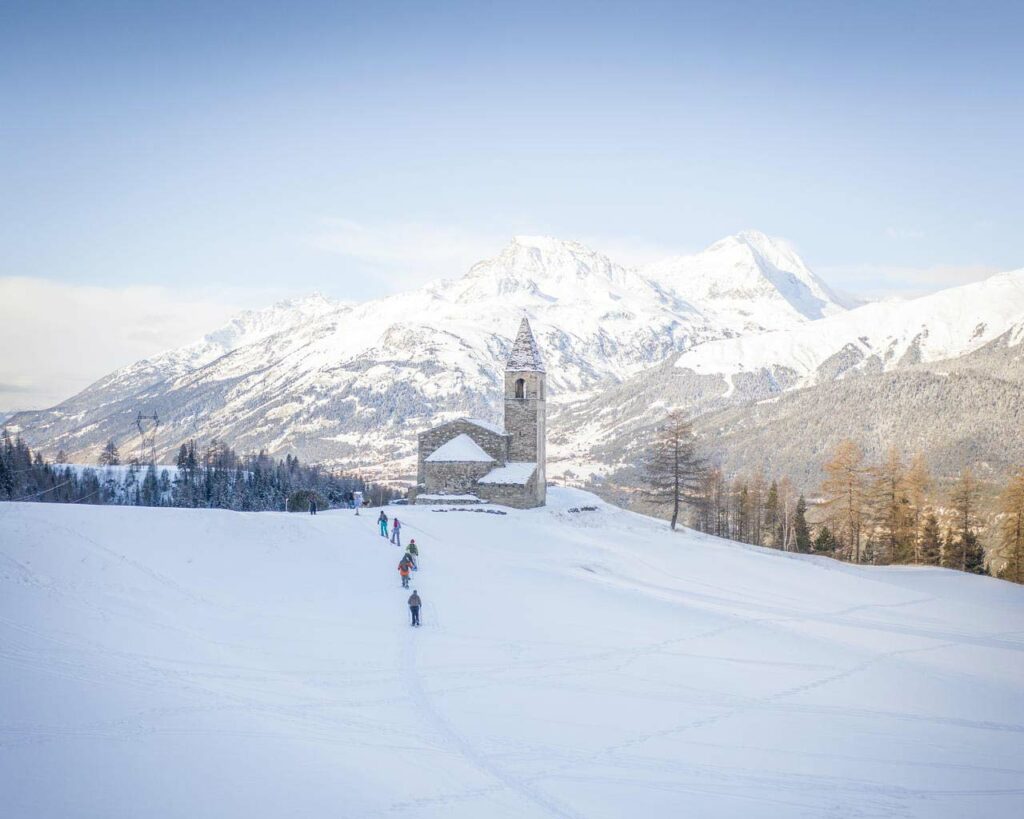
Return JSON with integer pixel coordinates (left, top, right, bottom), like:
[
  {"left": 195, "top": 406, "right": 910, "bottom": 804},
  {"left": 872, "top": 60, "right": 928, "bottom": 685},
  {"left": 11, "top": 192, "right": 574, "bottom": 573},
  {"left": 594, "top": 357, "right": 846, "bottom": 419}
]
[
  {"left": 675, "top": 265, "right": 1024, "bottom": 385},
  {"left": 644, "top": 231, "right": 850, "bottom": 325},
  {"left": 453, "top": 235, "right": 635, "bottom": 301}
]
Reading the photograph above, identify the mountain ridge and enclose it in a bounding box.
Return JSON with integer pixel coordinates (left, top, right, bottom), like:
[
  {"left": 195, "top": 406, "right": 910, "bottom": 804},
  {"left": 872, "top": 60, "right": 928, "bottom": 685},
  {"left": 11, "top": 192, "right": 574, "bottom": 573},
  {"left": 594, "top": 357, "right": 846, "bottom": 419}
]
[
  {"left": 6, "top": 231, "right": 849, "bottom": 472},
  {"left": 10, "top": 232, "right": 1023, "bottom": 487}
]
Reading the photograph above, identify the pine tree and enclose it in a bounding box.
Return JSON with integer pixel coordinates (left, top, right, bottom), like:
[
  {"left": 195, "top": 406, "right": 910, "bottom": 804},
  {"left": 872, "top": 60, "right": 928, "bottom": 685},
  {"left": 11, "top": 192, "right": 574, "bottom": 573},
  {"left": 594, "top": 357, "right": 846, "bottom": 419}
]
[
  {"left": 764, "top": 481, "right": 780, "bottom": 548},
  {"left": 997, "top": 471, "right": 1024, "bottom": 583},
  {"left": 813, "top": 525, "right": 837, "bottom": 554},
  {"left": 141, "top": 464, "right": 159, "bottom": 506},
  {"left": 794, "top": 494, "right": 812, "bottom": 553},
  {"left": 737, "top": 483, "right": 751, "bottom": 543},
  {"left": 99, "top": 439, "right": 120, "bottom": 466},
  {"left": 919, "top": 513, "right": 942, "bottom": 566},
  {"left": 962, "top": 531, "right": 987, "bottom": 575},
  {"left": 640, "top": 410, "right": 706, "bottom": 530}
]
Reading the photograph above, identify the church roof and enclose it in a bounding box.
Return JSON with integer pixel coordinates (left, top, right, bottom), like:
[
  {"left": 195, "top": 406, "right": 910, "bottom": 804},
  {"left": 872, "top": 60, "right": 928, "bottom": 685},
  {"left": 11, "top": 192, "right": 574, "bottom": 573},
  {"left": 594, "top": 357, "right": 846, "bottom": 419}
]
[
  {"left": 506, "top": 318, "right": 545, "bottom": 372},
  {"left": 458, "top": 417, "right": 506, "bottom": 436},
  {"left": 425, "top": 434, "right": 495, "bottom": 463},
  {"left": 478, "top": 462, "right": 537, "bottom": 485}
]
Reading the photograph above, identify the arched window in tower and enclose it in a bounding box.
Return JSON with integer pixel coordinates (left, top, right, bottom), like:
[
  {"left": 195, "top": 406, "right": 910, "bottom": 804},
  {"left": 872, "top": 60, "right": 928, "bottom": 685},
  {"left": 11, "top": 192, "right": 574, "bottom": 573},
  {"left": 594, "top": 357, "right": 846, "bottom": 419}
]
[{"left": 515, "top": 378, "right": 525, "bottom": 399}]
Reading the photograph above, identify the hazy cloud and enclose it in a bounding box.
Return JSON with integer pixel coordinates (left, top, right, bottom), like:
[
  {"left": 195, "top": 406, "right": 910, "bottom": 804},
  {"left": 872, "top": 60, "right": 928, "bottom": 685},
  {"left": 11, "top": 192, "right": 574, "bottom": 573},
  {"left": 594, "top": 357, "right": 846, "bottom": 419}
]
[
  {"left": 0, "top": 278, "right": 256, "bottom": 412},
  {"left": 308, "top": 218, "right": 509, "bottom": 288},
  {"left": 819, "top": 263, "right": 1001, "bottom": 300}
]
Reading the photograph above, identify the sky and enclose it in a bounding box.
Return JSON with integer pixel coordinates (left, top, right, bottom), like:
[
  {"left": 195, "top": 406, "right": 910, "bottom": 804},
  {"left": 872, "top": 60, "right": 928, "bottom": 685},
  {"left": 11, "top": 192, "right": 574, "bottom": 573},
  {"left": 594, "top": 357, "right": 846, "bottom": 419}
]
[{"left": 2, "top": 0, "right": 1023, "bottom": 410}]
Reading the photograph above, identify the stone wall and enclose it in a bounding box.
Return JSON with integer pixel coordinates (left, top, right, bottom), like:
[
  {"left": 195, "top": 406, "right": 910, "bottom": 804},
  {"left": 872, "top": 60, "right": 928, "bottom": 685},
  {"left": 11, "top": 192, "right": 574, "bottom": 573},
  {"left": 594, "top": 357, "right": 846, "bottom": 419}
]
[
  {"left": 423, "top": 460, "right": 494, "bottom": 495},
  {"left": 476, "top": 470, "right": 541, "bottom": 509},
  {"left": 416, "top": 420, "right": 510, "bottom": 485}
]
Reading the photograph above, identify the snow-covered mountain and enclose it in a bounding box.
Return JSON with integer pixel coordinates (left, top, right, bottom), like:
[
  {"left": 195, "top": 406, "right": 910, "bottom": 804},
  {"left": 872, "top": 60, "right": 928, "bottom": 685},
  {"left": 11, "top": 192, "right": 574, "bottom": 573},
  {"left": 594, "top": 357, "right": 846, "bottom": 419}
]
[
  {"left": 552, "top": 268, "right": 1024, "bottom": 484},
  {"left": 4, "top": 492, "right": 1023, "bottom": 817},
  {"left": 675, "top": 267, "right": 1024, "bottom": 390},
  {"left": 644, "top": 230, "right": 856, "bottom": 328},
  {"left": 7, "top": 232, "right": 849, "bottom": 473}
]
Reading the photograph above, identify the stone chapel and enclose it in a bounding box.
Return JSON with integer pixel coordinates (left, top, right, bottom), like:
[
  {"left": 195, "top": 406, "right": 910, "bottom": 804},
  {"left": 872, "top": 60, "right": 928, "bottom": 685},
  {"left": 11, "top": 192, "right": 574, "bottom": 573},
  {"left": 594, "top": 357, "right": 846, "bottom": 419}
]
[{"left": 412, "top": 318, "right": 546, "bottom": 508}]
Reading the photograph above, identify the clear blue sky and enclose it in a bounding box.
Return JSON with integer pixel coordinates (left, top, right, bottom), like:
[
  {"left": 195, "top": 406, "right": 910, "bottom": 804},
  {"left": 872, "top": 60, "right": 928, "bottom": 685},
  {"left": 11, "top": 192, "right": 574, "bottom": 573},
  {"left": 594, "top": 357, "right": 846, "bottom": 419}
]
[{"left": 2, "top": 0, "right": 1023, "bottom": 302}]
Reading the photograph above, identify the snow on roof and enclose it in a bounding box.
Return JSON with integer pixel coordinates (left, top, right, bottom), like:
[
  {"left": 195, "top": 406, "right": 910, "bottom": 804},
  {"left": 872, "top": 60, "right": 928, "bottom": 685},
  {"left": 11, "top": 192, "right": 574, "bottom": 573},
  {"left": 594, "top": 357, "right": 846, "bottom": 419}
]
[
  {"left": 478, "top": 462, "right": 537, "bottom": 485},
  {"left": 425, "top": 433, "right": 495, "bottom": 463},
  {"left": 506, "top": 318, "right": 545, "bottom": 372},
  {"left": 416, "top": 493, "right": 485, "bottom": 502},
  {"left": 458, "top": 417, "right": 506, "bottom": 436}
]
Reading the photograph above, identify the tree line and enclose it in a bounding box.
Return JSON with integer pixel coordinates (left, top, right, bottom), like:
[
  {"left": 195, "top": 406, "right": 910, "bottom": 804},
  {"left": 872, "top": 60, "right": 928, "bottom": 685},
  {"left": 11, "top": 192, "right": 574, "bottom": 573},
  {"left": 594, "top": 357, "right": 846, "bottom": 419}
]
[
  {"left": 0, "top": 430, "right": 400, "bottom": 512},
  {"left": 641, "top": 411, "right": 1024, "bottom": 583}
]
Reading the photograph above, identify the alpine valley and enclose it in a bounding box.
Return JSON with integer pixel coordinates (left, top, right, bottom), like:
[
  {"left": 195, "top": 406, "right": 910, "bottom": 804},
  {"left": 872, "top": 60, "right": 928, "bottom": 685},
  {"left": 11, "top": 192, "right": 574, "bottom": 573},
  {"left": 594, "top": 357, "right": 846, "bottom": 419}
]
[{"left": 7, "top": 232, "right": 1024, "bottom": 488}]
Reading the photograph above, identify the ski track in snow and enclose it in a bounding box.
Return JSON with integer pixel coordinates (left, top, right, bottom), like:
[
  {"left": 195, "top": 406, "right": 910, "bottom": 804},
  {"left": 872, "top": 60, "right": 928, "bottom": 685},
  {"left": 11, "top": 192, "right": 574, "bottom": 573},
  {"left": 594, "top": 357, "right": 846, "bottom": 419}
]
[{"left": 2, "top": 489, "right": 1024, "bottom": 818}]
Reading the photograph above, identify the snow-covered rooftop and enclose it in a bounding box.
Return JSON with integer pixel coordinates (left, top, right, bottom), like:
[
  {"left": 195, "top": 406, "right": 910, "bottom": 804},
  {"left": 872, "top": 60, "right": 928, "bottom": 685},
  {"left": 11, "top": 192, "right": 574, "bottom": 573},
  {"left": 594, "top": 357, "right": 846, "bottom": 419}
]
[
  {"left": 458, "top": 417, "right": 506, "bottom": 436},
  {"left": 425, "top": 434, "right": 495, "bottom": 463},
  {"left": 478, "top": 462, "right": 537, "bottom": 485},
  {"left": 505, "top": 317, "right": 545, "bottom": 372}
]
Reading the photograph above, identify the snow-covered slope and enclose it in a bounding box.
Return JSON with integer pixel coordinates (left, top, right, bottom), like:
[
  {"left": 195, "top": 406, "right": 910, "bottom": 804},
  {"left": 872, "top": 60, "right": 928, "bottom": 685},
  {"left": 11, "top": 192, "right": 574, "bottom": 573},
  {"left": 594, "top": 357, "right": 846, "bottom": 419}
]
[
  {"left": 675, "top": 268, "right": 1024, "bottom": 389},
  {"left": 2, "top": 491, "right": 1023, "bottom": 818},
  {"left": 7, "top": 233, "right": 847, "bottom": 471}
]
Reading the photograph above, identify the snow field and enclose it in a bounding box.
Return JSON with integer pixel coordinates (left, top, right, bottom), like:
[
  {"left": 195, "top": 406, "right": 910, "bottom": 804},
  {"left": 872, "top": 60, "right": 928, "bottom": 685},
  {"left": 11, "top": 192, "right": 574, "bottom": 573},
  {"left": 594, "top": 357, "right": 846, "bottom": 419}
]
[{"left": 2, "top": 489, "right": 1023, "bottom": 818}]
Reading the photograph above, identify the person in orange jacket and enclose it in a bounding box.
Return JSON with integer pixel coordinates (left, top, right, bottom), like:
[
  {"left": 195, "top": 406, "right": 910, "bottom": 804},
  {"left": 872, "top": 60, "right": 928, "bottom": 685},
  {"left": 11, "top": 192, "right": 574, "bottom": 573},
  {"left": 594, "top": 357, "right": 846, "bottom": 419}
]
[{"left": 398, "top": 555, "right": 413, "bottom": 588}]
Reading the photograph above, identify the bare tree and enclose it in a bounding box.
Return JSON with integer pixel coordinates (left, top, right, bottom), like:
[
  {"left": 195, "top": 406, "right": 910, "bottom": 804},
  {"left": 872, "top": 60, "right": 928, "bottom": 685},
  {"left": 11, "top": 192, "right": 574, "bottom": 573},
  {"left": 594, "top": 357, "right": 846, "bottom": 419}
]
[
  {"left": 904, "top": 453, "right": 931, "bottom": 563},
  {"left": 868, "top": 446, "right": 912, "bottom": 565},
  {"left": 820, "top": 439, "right": 866, "bottom": 563},
  {"left": 949, "top": 468, "right": 981, "bottom": 571},
  {"left": 998, "top": 470, "right": 1024, "bottom": 583},
  {"left": 641, "top": 410, "right": 706, "bottom": 530},
  {"left": 98, "top": 439, "right": 120, "bottom": 467},
  {"left": 777, "top": 476, "right": 797, "bottom": 551}
]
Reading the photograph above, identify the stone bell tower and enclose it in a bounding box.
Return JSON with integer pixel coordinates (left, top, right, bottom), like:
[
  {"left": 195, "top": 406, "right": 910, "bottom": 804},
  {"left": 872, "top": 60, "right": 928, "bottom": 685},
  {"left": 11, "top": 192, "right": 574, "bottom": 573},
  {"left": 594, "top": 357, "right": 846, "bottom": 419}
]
[{"left": 503, "top": 317, "right": 546, "bottom": 504}]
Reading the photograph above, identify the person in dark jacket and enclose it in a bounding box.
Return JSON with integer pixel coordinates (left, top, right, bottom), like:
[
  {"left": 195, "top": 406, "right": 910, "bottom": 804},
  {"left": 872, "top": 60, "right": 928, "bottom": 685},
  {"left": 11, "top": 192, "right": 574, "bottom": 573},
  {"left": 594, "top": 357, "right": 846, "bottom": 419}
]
[
  {"left": 408, "top": 591, "right": 421, "bottom": 626},
  {"left": 309, "top": 498, "right": 317, "bottom": 515},
  {"left": 378, "top": 510, "right": 389, "bottom": 538}
]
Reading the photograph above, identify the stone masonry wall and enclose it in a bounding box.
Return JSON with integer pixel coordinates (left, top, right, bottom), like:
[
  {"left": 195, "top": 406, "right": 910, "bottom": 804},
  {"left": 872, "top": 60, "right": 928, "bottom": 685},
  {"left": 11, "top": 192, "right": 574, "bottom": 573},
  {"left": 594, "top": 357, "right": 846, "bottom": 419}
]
[
  {"left": 476, "top": 470, "right": 541, "bottom": 509},
  {"left": 423, "top": 460, "right": 494, "bottom": 495},
  {"left": 416, "top": 420, "right": 511, "bottom": 485}
]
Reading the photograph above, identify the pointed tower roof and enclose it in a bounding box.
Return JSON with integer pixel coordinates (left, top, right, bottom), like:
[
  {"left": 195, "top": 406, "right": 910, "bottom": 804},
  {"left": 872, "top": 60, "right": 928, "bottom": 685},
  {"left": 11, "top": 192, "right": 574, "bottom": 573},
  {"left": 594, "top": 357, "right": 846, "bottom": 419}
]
[{"left": 506, "top": 318, "right": 546, "bottom": 372}]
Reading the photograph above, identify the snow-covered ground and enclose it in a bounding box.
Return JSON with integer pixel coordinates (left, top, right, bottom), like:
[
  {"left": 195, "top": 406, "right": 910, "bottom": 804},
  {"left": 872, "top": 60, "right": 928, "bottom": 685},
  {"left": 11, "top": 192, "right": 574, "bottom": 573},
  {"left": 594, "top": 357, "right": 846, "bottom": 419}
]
[{"left": 2, "top": 489, "right": 1023, "bottom": 818}]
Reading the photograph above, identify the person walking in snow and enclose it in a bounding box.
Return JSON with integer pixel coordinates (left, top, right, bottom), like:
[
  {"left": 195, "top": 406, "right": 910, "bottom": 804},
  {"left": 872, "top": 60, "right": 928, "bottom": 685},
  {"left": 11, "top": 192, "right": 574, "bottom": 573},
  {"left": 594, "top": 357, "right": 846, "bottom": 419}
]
[
  {"left": 403, "top": 548, "right": 417, "bottom": 572},
  {"left": 378, "top": 510, "right": 389, "bottom": 538},
  {"left": 390, "top": 517, "right": 402, "bottom": 549},
  {"left": 398, "top": 555, "right": 413, "bottom": 589},
  {"left": 408, "top": 590, "right": 422, "bottom": 627},
  {"left": 406, "top": 539, "right": 418, "bottom": 570},
  {"left": 309, "top": 498, "right": 317, "bottom": 515},
  {"left": 353, "top": 490, "right": 363, "bottom": 515}
]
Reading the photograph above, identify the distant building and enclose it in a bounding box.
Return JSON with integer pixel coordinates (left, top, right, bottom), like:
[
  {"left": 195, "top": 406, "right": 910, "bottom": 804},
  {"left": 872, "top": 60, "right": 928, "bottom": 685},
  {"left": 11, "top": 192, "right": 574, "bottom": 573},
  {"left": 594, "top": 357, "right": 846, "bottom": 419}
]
[{"left": 413, "top": 318, "right": 546, "bottom": 508}]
